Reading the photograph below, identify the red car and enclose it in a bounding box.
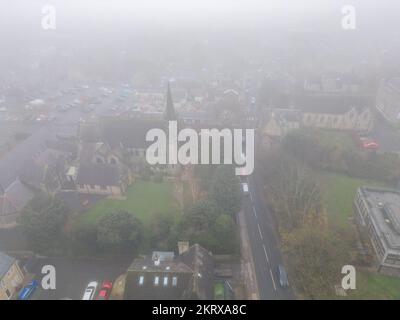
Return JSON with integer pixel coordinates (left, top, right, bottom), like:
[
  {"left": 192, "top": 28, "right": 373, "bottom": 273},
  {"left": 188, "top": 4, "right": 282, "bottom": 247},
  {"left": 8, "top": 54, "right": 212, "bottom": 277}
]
[
  {"left": 359, "top": 137, "right": 379, "bottom": 150},
  {"left": 96, "top": 281, "right": 113, "bottom": 300}
]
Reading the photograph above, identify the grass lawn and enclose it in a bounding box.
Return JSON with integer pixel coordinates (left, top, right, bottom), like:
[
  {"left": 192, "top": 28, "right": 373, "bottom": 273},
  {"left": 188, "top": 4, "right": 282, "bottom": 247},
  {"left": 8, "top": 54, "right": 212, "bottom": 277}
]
[
  {"left": 318, "top": 171, "right": 388, "bottom": 229},
  {"left": 348, "top": 270, "right": 400, "bottom": 300},
  {"left": 79, "top": 180, "right": 179, "bottom": 227},
  {"left": 314, "top": 129, "right": 355, "bottom": 152}
]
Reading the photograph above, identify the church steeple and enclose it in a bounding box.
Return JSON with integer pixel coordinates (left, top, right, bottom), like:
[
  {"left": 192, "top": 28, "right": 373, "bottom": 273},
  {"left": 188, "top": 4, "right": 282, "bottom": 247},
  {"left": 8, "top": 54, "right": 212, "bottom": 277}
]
[{"left": 165, "top": 81, "right": 177, "bottom": 121}]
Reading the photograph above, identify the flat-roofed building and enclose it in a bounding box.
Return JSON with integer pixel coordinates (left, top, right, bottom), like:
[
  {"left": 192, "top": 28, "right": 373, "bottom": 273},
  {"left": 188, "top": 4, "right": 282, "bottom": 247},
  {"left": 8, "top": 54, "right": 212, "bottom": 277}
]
[{"left": 354, "top": 187, "right": 400, "bottom": 275}]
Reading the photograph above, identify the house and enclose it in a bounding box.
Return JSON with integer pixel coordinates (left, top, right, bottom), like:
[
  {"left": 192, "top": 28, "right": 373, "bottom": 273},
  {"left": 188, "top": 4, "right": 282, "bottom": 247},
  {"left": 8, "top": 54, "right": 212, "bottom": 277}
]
[
  {"left": 304, "top": 73, "right": 362, "bottom": 94},
  {"left": 0, "top": 179, "right": 35, "bottom": 228},
  {"left": 296, "top": 95, "right": 374, "bottom": 132},
  {"left": 376, "top": 78, "right": 400, "bottom": 123},
  {"left": 0, "top": 252, "right": 25, "bottom": 300},
  {"left": 124, "top": 242, "right": 214, "bottom": 300},
  {"left": 263, "top": 109, "right": 301, "bottom": 138}
]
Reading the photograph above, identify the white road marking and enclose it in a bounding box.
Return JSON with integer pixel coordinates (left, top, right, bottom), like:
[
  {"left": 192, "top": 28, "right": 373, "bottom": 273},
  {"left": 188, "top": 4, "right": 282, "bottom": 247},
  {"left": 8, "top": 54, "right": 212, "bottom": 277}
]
[
  {"left": 252, "top": 206, "right": 258, "bottom": 219},
  {"left": 263, "top": 244, "right": 269, "bottom": 263},
  {"left": 269, "top": 269, "right": 277, "bottom": 291},
  {"left": 257, "top": 224, "right": 263, "bottom": 239},
  {"left": 249, "top": 192, "right": 253, "bottom": 202}
]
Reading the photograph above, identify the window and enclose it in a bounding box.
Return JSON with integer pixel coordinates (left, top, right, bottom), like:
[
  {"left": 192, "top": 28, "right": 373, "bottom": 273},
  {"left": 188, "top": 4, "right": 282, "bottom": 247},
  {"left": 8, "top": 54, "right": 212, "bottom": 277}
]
[
  {"left": 163, "top": 276, "right": 168, "bottom": 286},
  {"left": 172, "top": 276, "right": 178, "bottom": 287},
  {"left": 138, "top": 275, "right": 144, "bottom": 286},
  {"left": 154, "top": 276, "right": 159, "bottom": 286}
]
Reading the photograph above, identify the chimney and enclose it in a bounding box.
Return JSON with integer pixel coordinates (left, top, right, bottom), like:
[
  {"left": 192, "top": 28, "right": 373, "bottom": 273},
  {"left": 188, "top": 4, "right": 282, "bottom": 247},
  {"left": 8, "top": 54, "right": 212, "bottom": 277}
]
[{"left": 178, "top": 241, "right": 189, "bottom": 255}]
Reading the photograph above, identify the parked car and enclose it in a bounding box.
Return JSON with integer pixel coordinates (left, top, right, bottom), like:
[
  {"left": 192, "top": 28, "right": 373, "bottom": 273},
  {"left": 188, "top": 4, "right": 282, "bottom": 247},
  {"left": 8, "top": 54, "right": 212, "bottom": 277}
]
[
  {"left": 352, "top": 133, "right": 379, "bottom": 150},
  {"left": 18, "top": 280, "right": 39, "bottom": 300},
  {"left": 82, "top": 281, "right": 98, "bottom": 300},
  {"left": 359, "top": 137, "right": 379, "bottom": 150},
  {"left": 242, "top": 183, "right": 249, "bottom": 195},
  {"left": 278, "top": 265, "right": 289, "bottom": 288},
  {"left": 96, "top": 281, "right": 113, "bottom": 300}
]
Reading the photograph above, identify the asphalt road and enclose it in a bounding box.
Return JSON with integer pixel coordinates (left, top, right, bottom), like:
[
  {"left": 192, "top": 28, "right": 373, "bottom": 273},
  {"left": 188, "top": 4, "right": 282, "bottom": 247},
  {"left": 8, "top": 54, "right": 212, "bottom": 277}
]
[{"left": 243, "top": 172, "right": 294, "bottom": 300}]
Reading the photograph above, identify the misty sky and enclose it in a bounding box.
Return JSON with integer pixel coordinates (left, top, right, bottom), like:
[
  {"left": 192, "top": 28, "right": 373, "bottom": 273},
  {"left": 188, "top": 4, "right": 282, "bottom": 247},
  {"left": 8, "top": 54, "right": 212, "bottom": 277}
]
[{"left": 1, "top": 0, "right": 399, "bottom": 31}]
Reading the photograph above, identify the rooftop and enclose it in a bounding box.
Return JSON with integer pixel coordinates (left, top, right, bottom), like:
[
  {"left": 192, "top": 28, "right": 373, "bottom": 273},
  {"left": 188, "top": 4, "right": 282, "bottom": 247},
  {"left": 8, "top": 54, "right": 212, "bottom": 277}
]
[
  {"left": 360, "top": 187, "right": 400, "bottom": 250},
  {"left": 0, "top": 252, "right": 15, "bottom": 279},
  {"left": 125, "top": 244, "right": 214, "bottom": 300}
]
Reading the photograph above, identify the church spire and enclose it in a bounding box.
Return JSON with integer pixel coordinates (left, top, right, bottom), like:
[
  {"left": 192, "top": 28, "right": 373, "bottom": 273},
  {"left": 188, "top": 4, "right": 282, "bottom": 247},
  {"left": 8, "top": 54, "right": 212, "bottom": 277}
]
[{"left": 165, "top": 81, "right": 177, "bottom": 121}]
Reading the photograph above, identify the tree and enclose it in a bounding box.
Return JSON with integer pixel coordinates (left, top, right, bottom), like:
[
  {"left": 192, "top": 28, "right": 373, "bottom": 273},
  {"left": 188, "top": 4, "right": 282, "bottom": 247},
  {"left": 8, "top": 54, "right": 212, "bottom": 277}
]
[
  {"left": 19, "top": 194, "right": 70, "bottom": 254},
  {"left": 281, "top": 215, "right": 352, "bottom": 299},
  {"left": 212, "top": 214, "right": 240, "bottom": 254},
  {"left": 148, "top": 212, "right": 175, "bottom": 250},
  {"left": 178, "top": 199, "right": 239, "bottom": 254},
  {"left": 96, "top": 211, "right": 143, "bottom": 254},
  {"left": 179, "top": 199, "right": 218, "bottom": 239},
  {"left": 260, "top": 150, "right": 322, "bottom": 230},
  {"left": 210, "top": 165, "right": 242, "bottom": 217}
]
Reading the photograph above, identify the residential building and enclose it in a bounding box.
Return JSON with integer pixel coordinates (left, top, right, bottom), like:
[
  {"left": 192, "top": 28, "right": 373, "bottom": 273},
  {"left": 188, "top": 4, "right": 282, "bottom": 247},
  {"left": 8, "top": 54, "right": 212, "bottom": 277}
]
[
  {"left": 0, "top": 252, "right": 25, "bottom": 300},
  {"left": 263, "top": 108, "right": 301, "bottom": 138},
  {"left": 297, "top": 95, "right": 374, "bottom": 132},
  {"left": 354, "top": 187, "right": 400, "bottom": 275},
  {"left": 304, "top": 73, "right": 362, "bottom": 94},
  {"left": 124, "top": 242, "right": 214, "bottom": 300}
]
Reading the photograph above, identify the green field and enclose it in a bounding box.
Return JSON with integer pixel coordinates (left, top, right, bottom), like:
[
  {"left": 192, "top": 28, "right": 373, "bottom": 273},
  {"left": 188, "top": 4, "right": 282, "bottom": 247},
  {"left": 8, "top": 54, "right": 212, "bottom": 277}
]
[
  {"left": 318, "top": 171, "right": 388, "bottom": 229},
  {"left": 79, "top": 180, "right": 179, "bottom": 226},
  {"left": 315, "top": 129, "right": 355, "bottom": 152},
  {"left": 348, "top": 271, "right": 400, "bottom": 300}
]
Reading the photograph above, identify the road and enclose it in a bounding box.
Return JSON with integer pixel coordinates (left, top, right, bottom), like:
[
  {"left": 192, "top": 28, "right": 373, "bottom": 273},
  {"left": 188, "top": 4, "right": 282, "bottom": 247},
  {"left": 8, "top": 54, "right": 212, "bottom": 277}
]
[{"left": 242, "top": 170, "right": 294, "bottom": 300}]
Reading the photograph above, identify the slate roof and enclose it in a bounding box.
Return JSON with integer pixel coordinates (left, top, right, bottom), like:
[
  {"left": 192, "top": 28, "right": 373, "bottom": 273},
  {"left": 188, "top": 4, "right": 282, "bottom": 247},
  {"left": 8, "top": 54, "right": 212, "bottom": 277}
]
[
  {"left": 76, "top": 163, "right": 120, "bottom": 187},
  {"left": 0, "top": 252, "right": 15, "bottom": 279},
  {"left": 0, "top": 179, "right": 35, "bottom": 217},
  {"left": 294, "top": 95, "right": 371, "bottom": 114},
  {"left": 55, "top": 191, "right": 106, "bottom": 212},
  {"left": 124, "top": 244, "right": 214, "bottom": 300},
  {"left": 99, "top": 117, "right": 165, "bottom": 150}
]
